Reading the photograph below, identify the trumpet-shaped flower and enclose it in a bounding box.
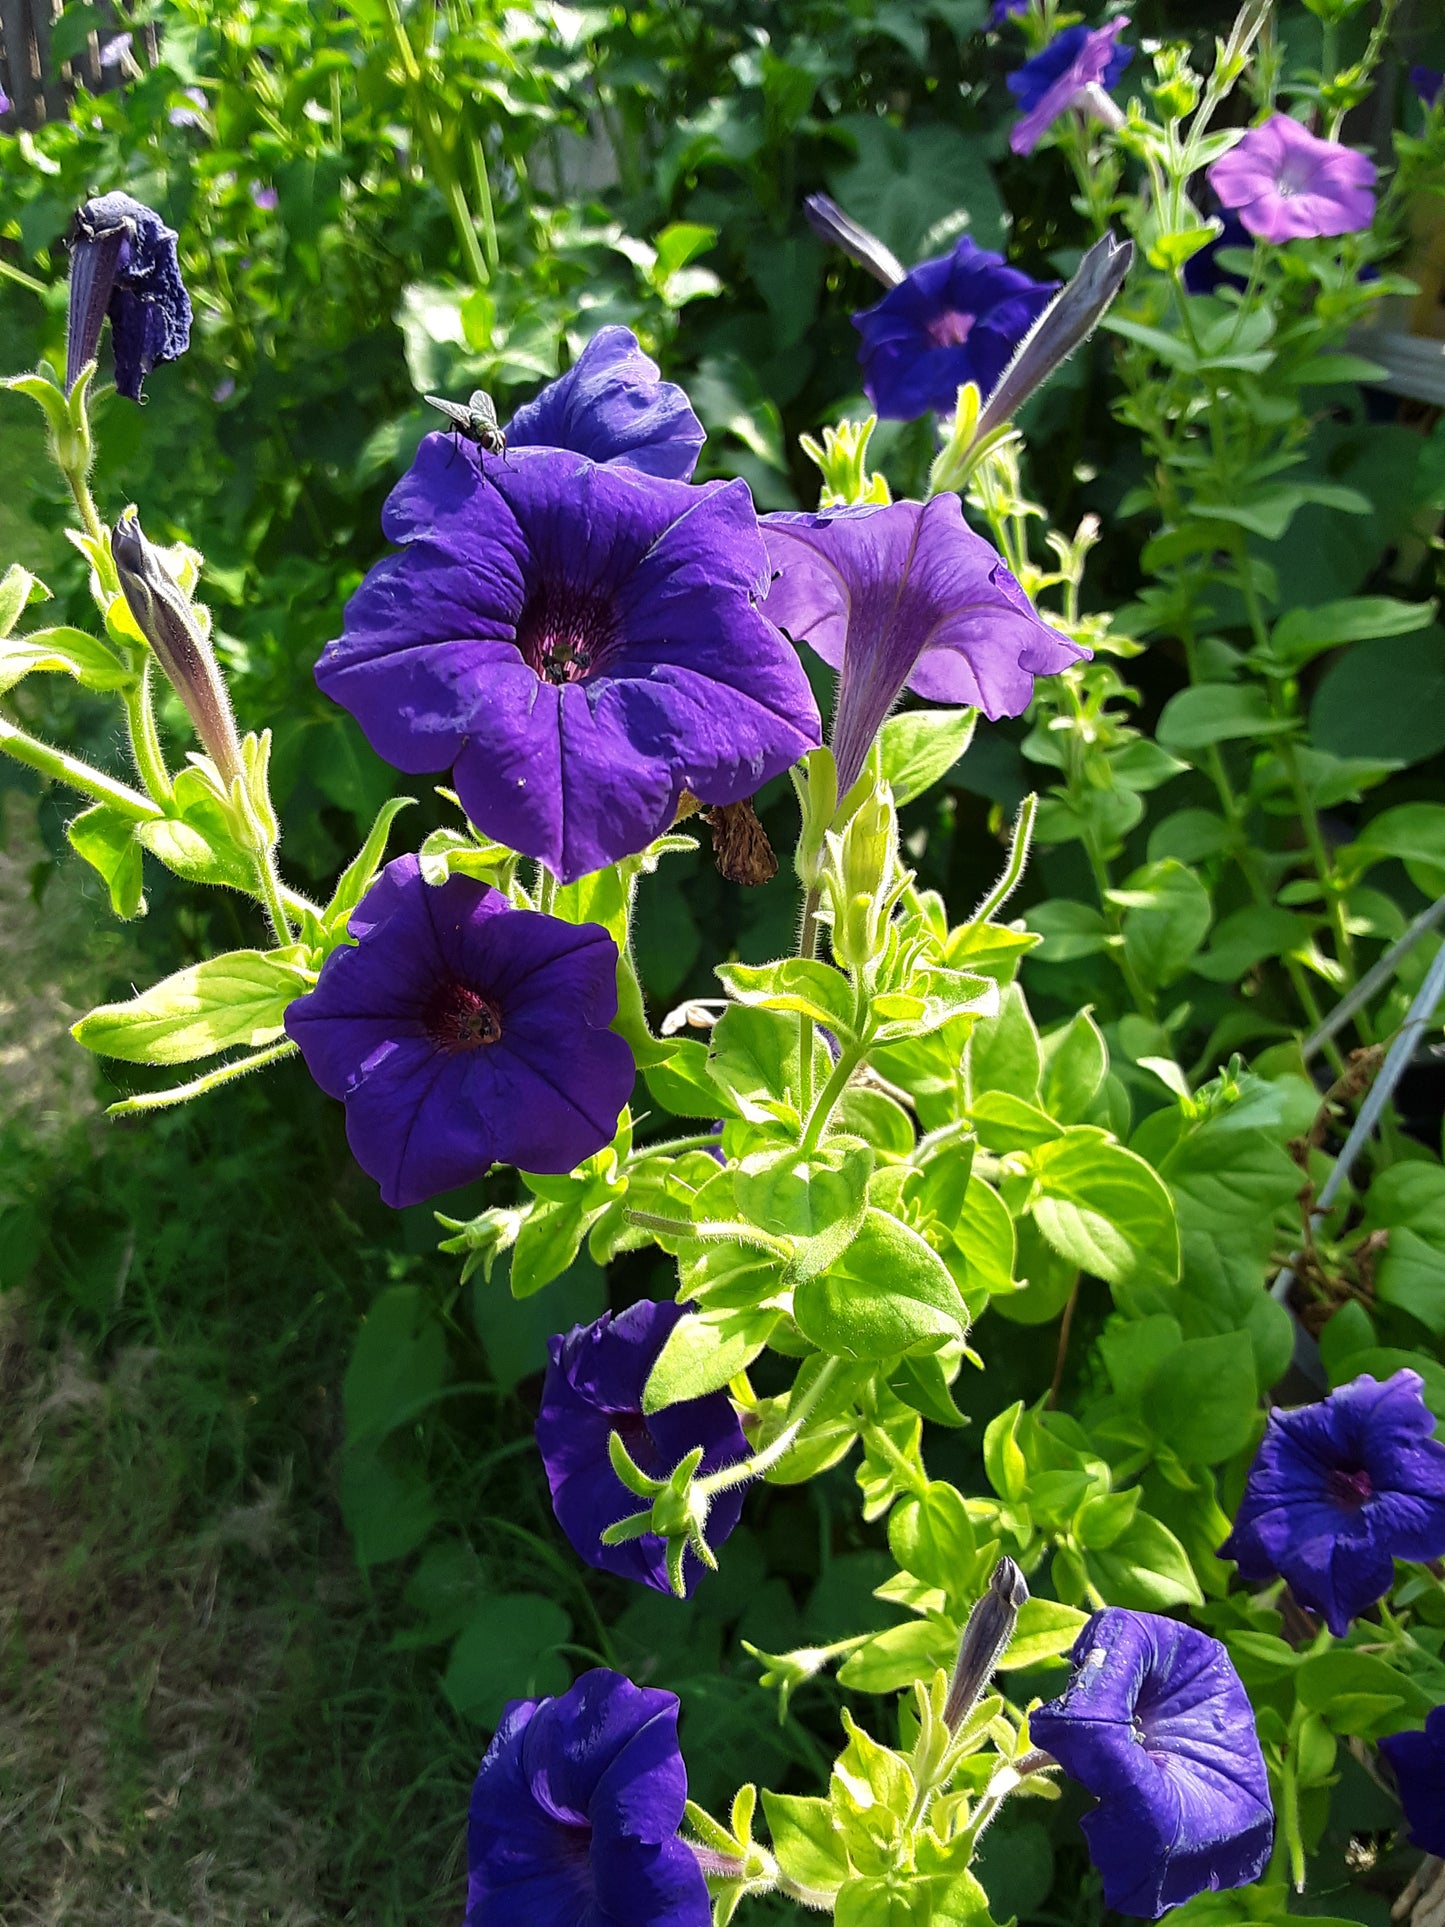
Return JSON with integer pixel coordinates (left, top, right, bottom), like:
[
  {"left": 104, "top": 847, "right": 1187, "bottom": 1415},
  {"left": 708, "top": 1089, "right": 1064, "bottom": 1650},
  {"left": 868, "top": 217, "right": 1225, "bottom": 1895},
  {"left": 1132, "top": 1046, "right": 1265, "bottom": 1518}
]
[
  {"left": 852, "top": 236, "right": 1059, "bottom": 420},
  {"left": 315, "top": 439, "right": 819, "bottom": 883},
  {"left": 1008, "top": 19, "right": 1134, "bottom": 156},
  {"left": 537, "top": 1299, "right": 748, "bottom": 1598},
  {"left": 1220, "top": 1370, "right": 1445, "bottom": 1636},
  {"left": 284, "top": 856, "right": 634, "bottom": 1208},
  {"left": 1206, "top": 115, "right": 1377, "bottom": 243},
  {"left": 467, "top": 1667, "right": 710, "bottom": 1927},
  {"left": 762, "top": 493, "right": 1085, "bottom": 793},
  {"left": 1380, "top": 1707, "right": 1445, "bottom": 1857},
  {"left": 65, "top": 192, "right": 192, "bottom": 400},
  {"left": 1031, "top": 1609, "right": 1273, "bottom": 1919},
  {"left": 507, "top": 325, "right": 707, "bottom": 479}
]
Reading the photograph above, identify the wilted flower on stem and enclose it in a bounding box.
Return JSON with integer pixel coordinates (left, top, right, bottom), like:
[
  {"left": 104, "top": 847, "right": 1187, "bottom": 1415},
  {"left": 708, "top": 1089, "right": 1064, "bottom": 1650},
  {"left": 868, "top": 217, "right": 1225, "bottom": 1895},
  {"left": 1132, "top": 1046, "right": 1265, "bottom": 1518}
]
[
  {"left": 284, "top": 856, "right": 635, "bottom": 1208},
  {"left": 1220, "top": 1369, "right": 1445, "bottom": 1636},
  {"left": 1007, "top": 18, "right": 1134, "bottom": 156},
  {"left": 506, "top": 325, "right": 707, "bottom": 479},
  {"left": 536, "top": 1298, "right": 748, "bottom": 1598},
  {"left": 1380, "top": 1707, "right": 1445, "bottom": 1856},
  {"left": 762, "top": 493, "right": 1086, "bottom": 794},
  {"left": 315, "top": 434, "right": 818, "bottom": 883},
  {"left": 1206, "top": 114, "right": 1377, "bottom": 243},
  {"left": 466, "top": 1667, "right": 711, "bottom": 1927},
  {"left": 1031, "top": 1608, "right": 1273, "bottom": 1919},
  {"left": 66, "top": 192, "right": 192, "bottom": 400}
]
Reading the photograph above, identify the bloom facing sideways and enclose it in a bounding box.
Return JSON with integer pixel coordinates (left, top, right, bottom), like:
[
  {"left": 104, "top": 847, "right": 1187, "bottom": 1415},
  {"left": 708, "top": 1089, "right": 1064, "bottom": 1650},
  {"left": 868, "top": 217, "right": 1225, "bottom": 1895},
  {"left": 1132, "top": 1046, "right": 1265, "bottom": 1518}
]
[
  {"left": 506, "top": 325, "right": 707, "bottom": 480},
  {"left": 1008, "top": 18, "right": 1134, "bottom": 157},
  {"left": 1380, "top": 1707, "right": 1445, "bottom": 1857},
  {"left": 283, "top": 856, "right": 634, "bottom": 1208},
  {"left": 537, "top": 1299, "right": 748, "bottom": 1598},
  {"left": 1031, "top": 1609, "right": 1273, "bottom": 1919},
  {"left": 1206, "top": 115, "right": 1377, "bottom": 244},
  {"left": 316, "top": 439, "right": 819, "bottom": 883},
  {"left": 65, "top": 192, "right": 192, "bottom": 399},
  {"left": 762, "top": 493, "right": 1087, "bottom": 794},
  {"left": 467, "top": 1667, "right": 710, "bottom": 1927},
  {"left": 852, "top": 236, "right": 1059, "bottom": 420},
  {"left": 1220, "top": 1370, "right": 1445, "bottom": 1636}
]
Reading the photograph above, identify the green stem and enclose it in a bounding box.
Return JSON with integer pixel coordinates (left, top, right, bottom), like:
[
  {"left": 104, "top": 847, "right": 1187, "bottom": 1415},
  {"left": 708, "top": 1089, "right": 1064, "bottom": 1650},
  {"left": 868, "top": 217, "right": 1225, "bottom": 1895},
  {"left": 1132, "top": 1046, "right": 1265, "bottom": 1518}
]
[
  {"left": 632, "top": 1130, "right": 724, "bottom": 1160},
  {"left": 799, "top": 1042, "right": 866, "bottom": 1155},
  {"left": 0, "top": 716, "right": 163, "bottom": 820},
  {"left": 122, "top": 663, "right": 173, "bottom": 804},
  {"left": 467, "top": 130, "right": 500, "bottom": 274},
  {"left": 536, "top": 864, "right": 558, "bottom": 916},
  {"left": 252, "top": 843, "right": 293, "bottom": 947},
  {"left": 0, "top": 257, "right": 48, "bottom": 297},
  {"left": 797, "top": 882, "right": 822, "bottom": 1114},
  {"left": 699, "top": 1358, "right": 843, "bottom": 1496},
  {"left": 106, "top": 1040, "right": 298, "bottom": 1115}
]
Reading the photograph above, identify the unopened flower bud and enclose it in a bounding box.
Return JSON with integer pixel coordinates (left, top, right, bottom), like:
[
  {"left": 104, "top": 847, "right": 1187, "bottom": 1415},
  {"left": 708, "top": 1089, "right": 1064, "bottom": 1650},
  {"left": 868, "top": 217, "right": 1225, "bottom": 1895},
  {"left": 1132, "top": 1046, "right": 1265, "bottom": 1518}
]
[
  {"left": 974, "top": 231, "right": 1133, "bottom": 444},
  {"left": 945, "top": 1555, "right": 1028, "bottom": 1728},
  {"left": 802, "top": 193, "right": 905, "bottom": 289}
]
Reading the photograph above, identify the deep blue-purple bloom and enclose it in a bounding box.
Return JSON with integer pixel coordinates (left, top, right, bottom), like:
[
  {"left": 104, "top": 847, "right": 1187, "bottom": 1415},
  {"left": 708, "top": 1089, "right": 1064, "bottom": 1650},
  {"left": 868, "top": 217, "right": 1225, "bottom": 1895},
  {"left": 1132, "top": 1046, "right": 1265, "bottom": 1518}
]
[
  {"left": 1031, "top": 1609, "right": 1273, "bottom": 1920},
  {"left": 315, "top": 437, "right": 819, "bottom": 883},
  {"left": 989, "top": 0, "right": 1027, "bottom": 25},
  {"left": 1412, "top": 66, "right": 1444, "bottom": 109},
  {"left": 763, "top": 494, "right": 1086, "bottom": 793},
  {"left": 1008, "top": 19, "right": 1133, "bottom": 155},
  {"left": 284, "top": 856, "right": 634, "bottom": 1208},
  {"left": 853, "top": 236, "right": 1059, "bottom": 419},
  {"left": 66, "top": 192, "right": 192, "bottom": 400},
  {"left": 1183, "top": 203, "right": 1255, "bottom": 295},
  {"left": 1221, "top": 1370, "right": 1445, "bottom": 1637},
  {"left": 507, "top": 326, "right": 706, "bottom": 480},
  {"left": 1380, "top": 1707, "right": 1445, "bottom": 1856},
  {"left": 537, "top": 1299, "right": 748, "bottom": 1598},
  {"left": 467, "top": 1667, "right": 710, "bottom": 1927}
]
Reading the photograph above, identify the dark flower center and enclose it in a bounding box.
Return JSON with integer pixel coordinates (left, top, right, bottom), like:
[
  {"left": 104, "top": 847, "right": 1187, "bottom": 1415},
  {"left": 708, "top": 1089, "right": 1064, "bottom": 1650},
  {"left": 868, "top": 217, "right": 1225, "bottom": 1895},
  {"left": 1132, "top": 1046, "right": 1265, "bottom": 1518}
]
[
  {"left": 1327, "top": 1464, "right": 1374, "bottom": 1510},
  {"left": 425, "top": 983, "right": 503, "bottom": 1052},
  {"left": 516, "top": 582, "right": 620, "bottom": 685},
  {"left": 925, "top": 308, "right": 976, "bottom": 349}
]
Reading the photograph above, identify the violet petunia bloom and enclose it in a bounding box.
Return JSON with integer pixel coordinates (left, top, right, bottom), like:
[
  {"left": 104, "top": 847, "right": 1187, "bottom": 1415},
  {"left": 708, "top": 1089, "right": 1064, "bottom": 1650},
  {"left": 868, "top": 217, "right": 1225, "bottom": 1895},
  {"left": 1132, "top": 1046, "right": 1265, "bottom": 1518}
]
[
  {"left": 467, "top": 1667, "right": 710, "bottom": 1927},
  {"left": 989, "top": 0, "right": 1028, "bottom": 25},
  {"left": 251, "top": 182, "right": 279, "bottom": 212},
  {"left": 1031, "top": 1609, "right": 1273, "bottom": 1920},
  {"left": 65, "top": 192, "right": 192, "bottom": 400},
  {"left": 1220, "top": 1370, "right": 1445, "bottom": 1637},
  {"left": 536, "top": 1299, "right": 748, "bottom": 1598},
  {"left": 1183, "top": 202, "right": 1256, "bottom": 296},
  {"left": 1380, "top": 1707, "right": 1445, "bottom": 1857},
  {"left": 315, "top": 438, "right": 819, "bottom": 883},
  {"left": 1206, "top": 115, "right": 1377, "bottom": 244},
  {"left": 762, "top": 493, "right": 1087, "bottom": 794},
  {"left": 507, "top": 325, "right": 706, "bottom": 480},
  {"left": 284, "top": 856, "right": 634, "bottom": 1208},
  {"left": 1412, "top": 67, "right": 1444, "bottom": 110},
  {"left": 1008, "top": 18, "right": 1133, "bottom": 156},
  {"left": 852, "top": 236, "right": 1059, "bottom": 420}
]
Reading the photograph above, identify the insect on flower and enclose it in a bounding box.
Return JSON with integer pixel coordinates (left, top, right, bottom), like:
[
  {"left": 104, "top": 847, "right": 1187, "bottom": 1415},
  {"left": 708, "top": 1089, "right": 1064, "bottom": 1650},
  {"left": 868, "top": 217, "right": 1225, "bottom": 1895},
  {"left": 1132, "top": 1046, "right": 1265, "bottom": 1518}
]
[{"left": 424, "top": 388, "right": 509, "bottom": 461}]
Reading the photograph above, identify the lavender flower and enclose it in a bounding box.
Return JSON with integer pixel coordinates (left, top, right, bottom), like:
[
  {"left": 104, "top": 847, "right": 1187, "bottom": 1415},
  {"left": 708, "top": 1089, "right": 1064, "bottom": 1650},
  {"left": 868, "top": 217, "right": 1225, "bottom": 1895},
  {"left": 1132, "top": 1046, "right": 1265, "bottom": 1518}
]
[
  {"left": 1380, "top": 1708, "right": 1445, "bottom": 1857},
  {"left": 1206, "top": 115, "right": 1377, "bottom": 244},
  {"left": 1008, "top": 18, "right": 1134, "bottom": 156},
  {"left": 315, "top": 438, "right": 818, "bottom": 883},
  {"left": 66, "top": 192, "right": 192, "bottom": 400},
  {"left": 284, "top": 856, "right": 635, "bottom": 1208},
  {"left": 852, "top": 236, "right": 1059, "bottom": 420},
  {"left": 98, "top": 31, "right": 132, "bottom": 68},
  {"left": 536, "top": 1299, "right": 748, "bottom": 1598},
  {"left": 467, "top": 1667, "right": 710, "bottom": 1927},
  {"left": 168, "top": 86, "right": 208, "bottom": 129},
  {"left": 251, "top": 182, "right": 279, "bottom": 212},
  {"left": 762, "top": 494, "right": 1086, "bottom": 793},
  {"left": 507, "top": 325, "right": 706, "bottom": 479},
  {"left": 1220, "top": 1370, "right": 1445, "bottom": 1636},
  {"left": 1031, "top": 1609, "right": 1273, "bottom": 1919}
]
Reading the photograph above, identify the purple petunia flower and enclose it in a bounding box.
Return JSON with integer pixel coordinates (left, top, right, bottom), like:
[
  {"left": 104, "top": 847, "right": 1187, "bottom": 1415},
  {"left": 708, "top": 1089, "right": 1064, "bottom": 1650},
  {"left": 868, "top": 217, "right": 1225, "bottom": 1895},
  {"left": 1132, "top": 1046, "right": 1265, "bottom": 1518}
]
[
  {"left": 1380, "top": 1707, "right": 1445, "bottom": 1857},
  {"left": 1206, "top": 115, "right": 1377, "bottom": 244},
  {"left": 1031, "top": 1609, "right": 1273, "bottom": 1920},
  {"left": 1412, "top": 66, "right": 1444, "bottom": 110},
  {"left": 284, "top": 856, "right": 634, "bottom": 1208},
  {"left": 852, "top": 236, "right": 1059, "bottom": 420},
  {"left": 251, "top": 181, "right": 279, "bottom": 212},
  {"left": 507, "top": 325, "right": 706, "bottom": 480},
  {"left": 1220, "top": 1370, "right": 1445, "bottom": 1637},
  {"left": 1182, "top": 201, "right": 1256, "bottom": 295},
  {"left": 467, "top": 1667, "right": 710, "bottom": 1927},
  {"left": 536, "top": 1299, "right": 748, "bottom": 1598},
  {"left": 989, "top": 0, "right": 1028, "bottom": 25},
  {"left": 65, "top": 192, "right": 192, "bottom": 400},
  {"left": 762, "top": 494, "right": 1087, "bottom": 794},
  {"left": 315, "top": 437, "right": 819, "bottom": 884},
  {"left": 1008, "top": 18, "right": 1133, "bottom": 156}
]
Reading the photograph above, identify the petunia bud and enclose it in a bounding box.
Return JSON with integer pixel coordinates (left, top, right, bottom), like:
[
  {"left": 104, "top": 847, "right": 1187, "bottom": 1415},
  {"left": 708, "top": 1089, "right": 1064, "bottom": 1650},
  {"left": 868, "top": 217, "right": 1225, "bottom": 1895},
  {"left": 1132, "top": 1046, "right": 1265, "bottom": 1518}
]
[
  {"left": 111, "top": 510, "right": 243, "bottom": 783},
  {"left": 945, "top": 1555, "right": 1028, "bottom": 1728},
  {"left": 66, "top": 193, "right": 192, "bottom": 401},
  {"left": 802, "top": 192, "right": 905, "bottom": 289}
]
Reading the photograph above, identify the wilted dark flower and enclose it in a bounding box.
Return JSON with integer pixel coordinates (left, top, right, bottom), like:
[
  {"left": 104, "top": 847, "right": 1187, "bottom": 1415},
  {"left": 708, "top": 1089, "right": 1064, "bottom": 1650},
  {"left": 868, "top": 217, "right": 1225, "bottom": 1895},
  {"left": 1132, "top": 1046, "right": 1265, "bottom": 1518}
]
[
  {"left": 467, "top": 1667, "right": 710, "bottom": 1927},
  {"left": 1380, "top": 1707, "right": 1445, "bottom": 1856},
  {"left": 536, "top": 1299, "right": 748, "bottom": 1598},
  {"left": 284, "top": 856, "right": 635, "bottom": 1208},
  {"left": 763, "top": 493, "right": 1086, "bottom": 793},
  {"left": 852, "top": 236, "right": 1059, "bottom": 419},
  {"left": 1221, "top": 1370, "right": 1445, "bottom": 1636},
  {"left": 1031, "top": 1609, "right": 1273, "bottom": 1919},
  {"left": 1008, "top": 18, "right": 1134, "bottom": 155},
  {"left": 1206, "top": 114, "right": 1376, "bottom": 243},
  {"left": 507, "top": 325, "right": 707, "bottom": 480},
  {"left": 315, "top": 438, "right": 819, "bottom": 883},
  {"left": 66, "top": 192, "right": 192, "bottom": 400}
]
